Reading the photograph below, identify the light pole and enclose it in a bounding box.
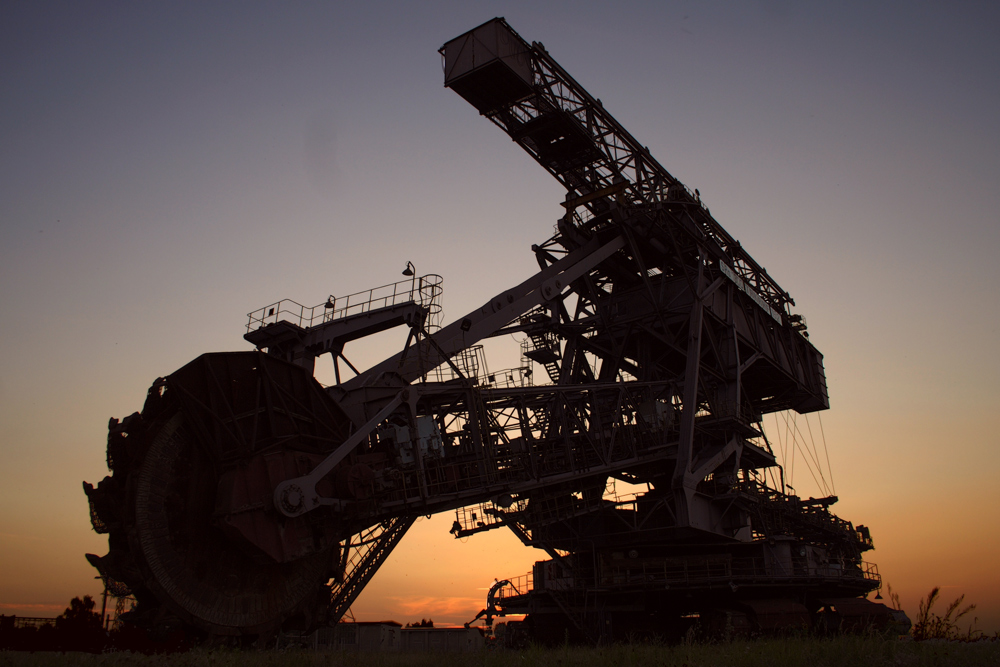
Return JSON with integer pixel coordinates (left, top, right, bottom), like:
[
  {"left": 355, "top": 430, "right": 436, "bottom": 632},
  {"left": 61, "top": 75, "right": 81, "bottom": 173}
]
[{"left": 402, "top": 261, "right": 416, "bottom": 301}]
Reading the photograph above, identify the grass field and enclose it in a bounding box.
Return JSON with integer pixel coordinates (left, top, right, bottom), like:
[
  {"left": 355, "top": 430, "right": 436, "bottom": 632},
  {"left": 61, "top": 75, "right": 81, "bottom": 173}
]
[{"left": 2, "top": 637, "right": 999, "bottom": 667}]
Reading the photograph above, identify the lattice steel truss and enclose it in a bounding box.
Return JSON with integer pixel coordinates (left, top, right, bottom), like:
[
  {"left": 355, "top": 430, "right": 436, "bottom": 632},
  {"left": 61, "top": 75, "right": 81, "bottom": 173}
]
[{"left": 468, "top": 19, "right": 795, "bottom": 313}]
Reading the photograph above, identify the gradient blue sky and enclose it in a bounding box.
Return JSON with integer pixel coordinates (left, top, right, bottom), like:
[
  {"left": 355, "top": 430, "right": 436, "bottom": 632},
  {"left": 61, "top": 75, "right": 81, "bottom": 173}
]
[{"left": 2, "top": 1, "right": 998, "bottom": 631}]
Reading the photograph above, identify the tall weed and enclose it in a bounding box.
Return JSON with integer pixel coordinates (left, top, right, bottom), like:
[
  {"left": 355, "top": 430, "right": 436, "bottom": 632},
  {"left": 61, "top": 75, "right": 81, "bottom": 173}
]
[{"left": 912, "top": 586, "right": 980, "bottom": 641}]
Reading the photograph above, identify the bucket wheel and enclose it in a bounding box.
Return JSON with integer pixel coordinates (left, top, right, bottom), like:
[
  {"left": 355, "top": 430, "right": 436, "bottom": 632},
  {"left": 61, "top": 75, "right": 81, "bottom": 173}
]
[{"left": 85, "top": 352, "right": 354, "bottom": 637}]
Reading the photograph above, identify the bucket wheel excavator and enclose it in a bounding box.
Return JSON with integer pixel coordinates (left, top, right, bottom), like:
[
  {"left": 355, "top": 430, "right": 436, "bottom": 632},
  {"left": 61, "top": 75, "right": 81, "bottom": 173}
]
[{"left": 85, "top": 18, "right": 897, "bottom": 642}]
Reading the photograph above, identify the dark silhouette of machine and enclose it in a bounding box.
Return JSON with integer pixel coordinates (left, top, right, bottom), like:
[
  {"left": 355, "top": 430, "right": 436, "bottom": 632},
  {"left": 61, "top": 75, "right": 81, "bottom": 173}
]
[{"left": 84, "top": 18, "right": 889, "bottom": 643}]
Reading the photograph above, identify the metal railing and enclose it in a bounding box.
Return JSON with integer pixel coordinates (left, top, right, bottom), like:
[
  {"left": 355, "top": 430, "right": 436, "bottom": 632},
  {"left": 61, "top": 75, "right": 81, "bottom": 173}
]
[
  {"left": 422, "top": 344, "right": 487, "bottom": 384},
  {"left": 603, "top": 556, "right": 880, "bottom": 588},
  {"left": 496, "top": 558, "right": 879, "bottom": 599},
  {"left": 1, "top": 617, "right": 57, "bottom": 629},
  {"left": 495, "top": 572, "right": 533, "bottom": 601},
  {"left": 246, "top": 274, "right": 443, "bottom": 333}
]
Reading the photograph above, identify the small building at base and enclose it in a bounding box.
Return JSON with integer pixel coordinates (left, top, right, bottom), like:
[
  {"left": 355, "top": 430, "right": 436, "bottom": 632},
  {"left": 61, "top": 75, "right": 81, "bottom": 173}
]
[{"left": 312, "top": 622, "right": 484, "bottom": 652}]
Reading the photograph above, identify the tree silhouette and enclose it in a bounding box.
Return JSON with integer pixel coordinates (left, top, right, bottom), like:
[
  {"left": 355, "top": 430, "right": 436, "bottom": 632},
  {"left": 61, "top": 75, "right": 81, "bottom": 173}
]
[{"left": 55, "top": 595, "right": 105, "bottom": 651}]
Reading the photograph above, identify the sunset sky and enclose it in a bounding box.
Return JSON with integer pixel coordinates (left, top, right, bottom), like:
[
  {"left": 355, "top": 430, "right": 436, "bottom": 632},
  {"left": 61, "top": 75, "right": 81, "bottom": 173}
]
[{"left": 2, "top": 1, "right": 998, "bottom": 632}]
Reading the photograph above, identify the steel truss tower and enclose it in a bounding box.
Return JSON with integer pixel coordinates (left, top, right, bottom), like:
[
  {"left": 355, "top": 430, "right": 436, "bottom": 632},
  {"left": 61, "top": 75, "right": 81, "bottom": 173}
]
[{"left": 437, "top": 18, "right": 878, "bottom": 642}]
